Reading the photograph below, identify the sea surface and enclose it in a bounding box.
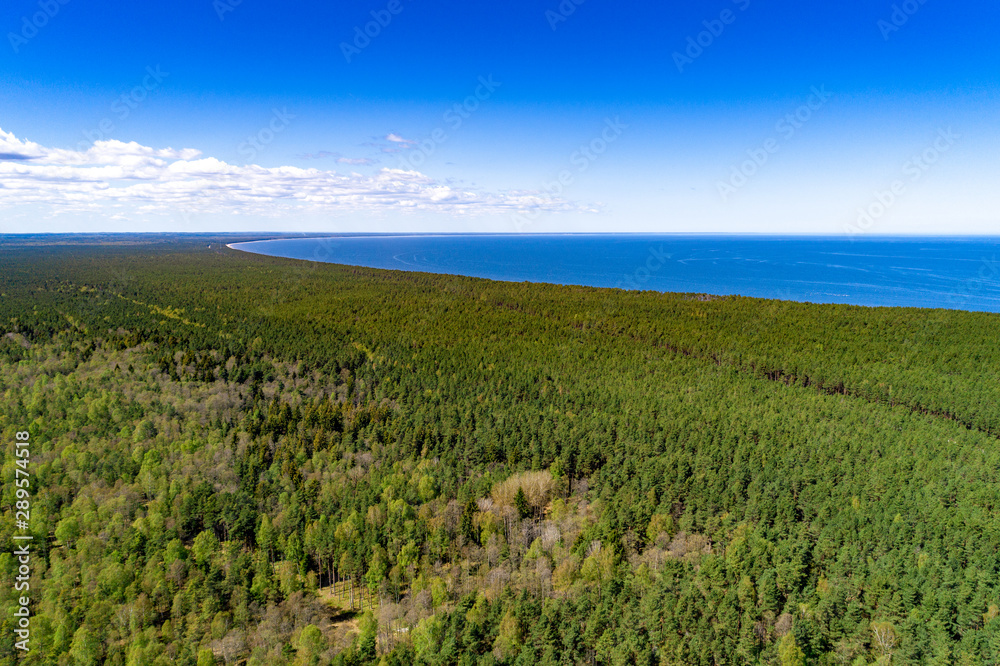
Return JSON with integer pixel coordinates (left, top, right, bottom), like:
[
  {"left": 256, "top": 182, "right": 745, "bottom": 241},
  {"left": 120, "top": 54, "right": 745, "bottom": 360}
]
[{"left": 229, "top": 235, "right": 1000, "bottom": 313}]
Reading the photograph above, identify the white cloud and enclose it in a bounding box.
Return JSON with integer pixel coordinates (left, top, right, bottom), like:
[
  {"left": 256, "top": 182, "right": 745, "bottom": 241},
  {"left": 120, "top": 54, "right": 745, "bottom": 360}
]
[
  {"left": 336, "top": 156, "right": 374, "bottom": 165},
  {"left": 297, "top": 151, "right": 375, "bottom": 166},
  {"left": 385, "top": 133, "right": 415, "bottom": 144},
  {"left": 0, "top": 127, "right": 590, "bottom": 218}
]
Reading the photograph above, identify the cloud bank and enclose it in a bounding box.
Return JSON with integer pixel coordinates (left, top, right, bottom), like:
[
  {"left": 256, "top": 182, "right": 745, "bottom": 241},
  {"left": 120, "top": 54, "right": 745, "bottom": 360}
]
[{"left": 0, "top": 127, "right": 588, "bottom": 218}]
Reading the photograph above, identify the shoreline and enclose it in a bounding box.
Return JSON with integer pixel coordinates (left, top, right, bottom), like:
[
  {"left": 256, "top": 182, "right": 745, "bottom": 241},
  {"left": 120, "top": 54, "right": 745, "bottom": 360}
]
[{"left": 226, "top": 236, "right": 1000, "bottom": 315}]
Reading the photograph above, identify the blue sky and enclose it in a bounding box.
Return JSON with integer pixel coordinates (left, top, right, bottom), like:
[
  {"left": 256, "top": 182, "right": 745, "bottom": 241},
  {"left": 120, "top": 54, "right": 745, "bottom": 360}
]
[{"left": 1, "top": 0, "right": 998, "bottom": 233}]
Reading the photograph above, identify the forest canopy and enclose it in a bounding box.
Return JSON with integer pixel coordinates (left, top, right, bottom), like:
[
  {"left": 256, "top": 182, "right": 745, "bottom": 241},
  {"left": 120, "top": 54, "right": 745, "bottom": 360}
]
[{"left": 2, "top": 235, "right": 1000, "bottom": 665}]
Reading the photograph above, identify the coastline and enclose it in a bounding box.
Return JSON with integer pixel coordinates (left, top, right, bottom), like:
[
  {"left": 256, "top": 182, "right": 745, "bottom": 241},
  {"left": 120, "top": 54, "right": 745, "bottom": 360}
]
[{"left": 225, "top": 234, "right": 1000, "bottom": 314}]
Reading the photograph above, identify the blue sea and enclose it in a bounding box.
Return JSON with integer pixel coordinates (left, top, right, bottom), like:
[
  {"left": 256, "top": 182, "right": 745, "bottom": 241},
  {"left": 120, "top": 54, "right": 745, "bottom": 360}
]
[{"left": 229, "top": 235, "right": 1000, "bottom": 313}]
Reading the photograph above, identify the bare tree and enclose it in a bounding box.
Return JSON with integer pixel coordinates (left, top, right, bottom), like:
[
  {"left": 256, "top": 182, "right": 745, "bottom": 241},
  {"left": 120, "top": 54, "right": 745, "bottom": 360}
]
[{"left": 871, "top": 621, "right": 898, "bottom": 658}]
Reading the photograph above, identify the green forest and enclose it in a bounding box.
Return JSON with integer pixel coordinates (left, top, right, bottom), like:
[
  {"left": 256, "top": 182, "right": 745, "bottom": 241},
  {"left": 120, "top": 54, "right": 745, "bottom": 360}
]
[{"left": 2, "top": 235, "right": 1000, "bottom": 665}]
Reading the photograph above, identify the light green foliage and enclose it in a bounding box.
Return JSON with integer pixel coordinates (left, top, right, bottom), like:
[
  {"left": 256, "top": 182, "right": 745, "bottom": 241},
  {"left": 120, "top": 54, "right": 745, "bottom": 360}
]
[
  {"left": 778, "top": 633, "right": 806, "bottom": 666},
  {"left": 492, "top": 609, "right": 522, "bottom": 661},
  {"left": 193, "top": 530, "right": 219, "bottom": 568},
  {"left": 296, "top": 623, "right": 326, "bottom": 663},
  {"left": 357, "top": 610, "right": 378, "bottom": 661},
  {"left": 417, "top": 474, "right": 437, "bottom": 502},
  {"left": 412, "top": 614, "right": 445, "bottom": 661},
  {"left": 54, "top": 515, "right": 80, "bottom": 546}
]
